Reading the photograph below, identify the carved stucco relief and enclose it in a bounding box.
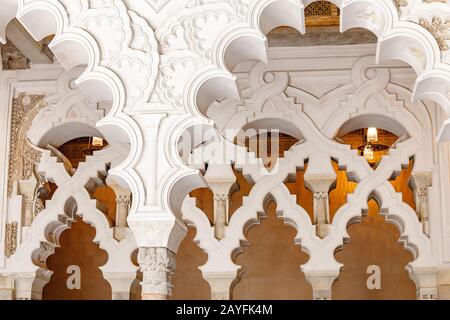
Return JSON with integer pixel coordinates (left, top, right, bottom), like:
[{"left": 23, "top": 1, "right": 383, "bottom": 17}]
[
  {"left": 419, "top": 16, "right": 450, "bottom": 51},
  {"left": 7, "top": 94, "right": 45, "bottom": 198},
  {"left": 4, "top": 222, "right": 18, "bottom": 258},
  {"left": 1, "top": 40, "right": 28, "bottom": 70}
]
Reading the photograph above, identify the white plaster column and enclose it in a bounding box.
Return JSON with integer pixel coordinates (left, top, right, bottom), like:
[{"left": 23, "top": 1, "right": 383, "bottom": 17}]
[
  {"left": 202, "top": 271, "right": 236, "bottom": 300},
  {"left": 18, "top": 180, "right": 37, "bottom": 226},
  {"left": 304, "top": 152, "right": 336, "bottom": 239},
  {"left": 410, "top": 173, "right": 432, "bottom": 236},
  {"left": 204, "top": 164, "right": 236, "bottom": 240},
  {"left": 313, "top": 191, "right": 330, "bottom": 238},
  {"left": 116, "top": 194, "right": 131, "bottom": 227},
  {"left": 13, "top": 273, "right": 35, "bottom": 300},
  {"left": 409, "top": 267, "right": 439, "bottom": 300},
  {"left": 103, "top": 273, "right": 136, "bottom": 300},
  {"left": 107, "top": 178, "right": 132, "bottom": 241},
  {"left": 304, "top": 270, "right": 340, "bottom": 300},
  {"left": 127, "top": 114, "right": 195, "bottom": 300},
  {"left": 30, "top": 269, "right": 51, "bottom": 300},
  {"left": 137, "top": 247, "right": 176, "bottom": 300},
  {"left": 0, "top": 274, "right": 14, "bottom": 300}
]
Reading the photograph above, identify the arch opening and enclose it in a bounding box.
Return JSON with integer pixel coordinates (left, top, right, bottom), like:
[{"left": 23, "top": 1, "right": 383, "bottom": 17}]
[
  {"left": 332, "top": 198, "right": 417, "bottom": 300},
  {"left": 232, "top": 200, "right": 312, "bottom": 300}
]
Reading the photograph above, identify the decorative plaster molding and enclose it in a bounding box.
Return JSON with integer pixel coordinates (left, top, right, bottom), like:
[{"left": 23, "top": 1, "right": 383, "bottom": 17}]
[
  {"left": 4, "top": 222, "right": 18, "bottom": 258},
  {"left": 6, "top": 0, "right": 450, "bottom": 299},
  {"left": 419, "top": 16, "right": 450, "bottom": 51},
  {"left": 7, "top": 94, "right": 45, "bottom": 198},
  {"left": 1, "top": 40, "right": 29, "bottom": 70}
]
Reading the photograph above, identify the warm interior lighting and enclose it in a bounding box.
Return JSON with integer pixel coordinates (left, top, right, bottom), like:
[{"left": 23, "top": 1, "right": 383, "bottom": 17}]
[
  {"left": 367, "top": 127, "right": 378, "bottom": 143},
  {"left": 363, "top": 144, "right": 374, "bottom": 161},
  {"left": 92, "top": 137, "right": 104, "bottom": 147}
]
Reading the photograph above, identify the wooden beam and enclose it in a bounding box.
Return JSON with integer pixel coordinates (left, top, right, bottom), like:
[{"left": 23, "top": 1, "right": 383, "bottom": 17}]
[{"left": 5, "top": 19, "right": 53, "bottom": 64}]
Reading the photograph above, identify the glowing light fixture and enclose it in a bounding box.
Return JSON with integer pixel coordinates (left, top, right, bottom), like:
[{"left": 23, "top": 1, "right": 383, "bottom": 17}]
[
  {"left": 367, "top": 127, "right": 378, "bottom": 143},
  {"left": 363, "top": 144, "right": 374, "bottom": 161},
  {"left": 92, "top": 136, "right": 104, "bottom": 147}
]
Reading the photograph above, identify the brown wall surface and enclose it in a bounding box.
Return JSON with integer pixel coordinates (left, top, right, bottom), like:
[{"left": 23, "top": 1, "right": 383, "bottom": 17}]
[
  {"left": 42, "top": 218, "right": 112, "bottom": 300},
  {"left": 332, "top": 200, "right": 416, "bottom": 300},
  {"left": 92, "top": 185, "right": 117, "bottom": 225},
  {"left": 232, "top": 201, "right": 313, "bottom": 300},
  {"left": 171, "top": 228, "right": 212, "bottom": 300}
]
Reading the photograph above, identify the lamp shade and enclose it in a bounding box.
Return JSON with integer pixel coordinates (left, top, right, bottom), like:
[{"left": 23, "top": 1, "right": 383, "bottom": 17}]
[
  {"left": 92, "top": 137, "right": 104, "bottom": 147},
  {"left": 367, "top": 127, "right": 378, "bottom": 143}
]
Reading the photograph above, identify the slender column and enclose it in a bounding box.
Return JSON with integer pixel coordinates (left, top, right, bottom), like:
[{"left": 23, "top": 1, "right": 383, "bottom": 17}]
[
  {"left": 313, "top": 191, "right": 329, "bottom": 239},
  {"left": 13, "top": 274, "right": 35, "bottom": 300},
  {"left": 304, "top": 270, "right": 339, "bottom": 300},
  {"left": 202, "top": 272, "right": 236, "bottom": 300},
  {"left": 204, "top": 164, "right": 236, "bottom": 241},
  {"left": 213, "top": 194, "right": 228, "bottom": 240},
  {"left": 107, "top": 178, "right": 132, "bottom": 241},
  {"left": 409, "top": 267, "right": 439, "bottom": 300},
  {"left": 18, "top": 180, "right": 37, "bottom": 226},
  {"left": 304, "top": 152, "right": 336, "bottom": 239},
  {"left": 0, "top": 274, "right": 13, "bottom": 300},
  {"left": 411, "top": 173, "right": 432, "bottom": 236},
  {"left": 137, "top": 247, "right": 176, "bottom": 300},
  {"left": 103, "top": 273, "right": 136, "bottom": 300},
  {"left": 116, "top": 195, "right": 131, "bottom": 227}
]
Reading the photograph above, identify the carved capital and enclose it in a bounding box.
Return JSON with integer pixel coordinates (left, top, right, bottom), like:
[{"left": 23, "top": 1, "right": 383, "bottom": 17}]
[
  {"left": 116, "top": 195, "right": 131, "bottom": 205},
  {"left": 313, "top": 191, "right": 329, "bottom": 200},
  {"left": 213, "top": 193, "right": 228, "bottom": 202},
  {"left": 137, "top": 247, "right": 176, "bottom": 297},
  {"left": 416, "top": 187, "right": 428, "bottom": 198}
]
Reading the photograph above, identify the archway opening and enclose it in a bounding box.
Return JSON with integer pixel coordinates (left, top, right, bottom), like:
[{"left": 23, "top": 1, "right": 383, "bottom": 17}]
[
  {"left": 232, "top": 200, "right": 312, "bottom": 300},
  {"left": 171, "top": 227, "right": 211, "bottom": 300},
  {"left": 335, "top": 115, "right": 410, "bottom": 169},
  {"left": 268, "top": 1, "right": 376, "bottom": 47},
  {"left": 130, "top": 227, "right": 211, "bottom": 300},
  {"left": 332, "top": 199, "right": 416, "bottom": 300},
  {"left": 57, "top": 136, "right": 108, "bottom": 169},
  {"left": 42, "top": 216, "right": 112, "bottom": 300}
]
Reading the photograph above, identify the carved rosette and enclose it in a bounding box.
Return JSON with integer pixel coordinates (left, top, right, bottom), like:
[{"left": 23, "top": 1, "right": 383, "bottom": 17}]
[
  {"left": 5, "top": 222, "right": 18, "bottom": 257},
  {"left": 137, "top": 247, "right": 176, "bottom": 296},
  {"left": 313, "top": 191, "right": 329, "bottom": 200}
]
